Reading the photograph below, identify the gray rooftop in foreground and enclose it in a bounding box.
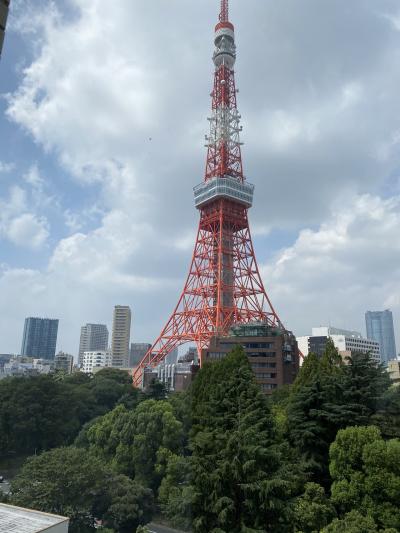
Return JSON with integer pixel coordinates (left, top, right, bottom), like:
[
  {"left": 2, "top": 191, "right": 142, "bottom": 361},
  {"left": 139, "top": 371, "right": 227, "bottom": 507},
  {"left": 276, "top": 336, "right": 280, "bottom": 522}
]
[{"left": 0, "top": 503, "right": 68, "bottom": 532}]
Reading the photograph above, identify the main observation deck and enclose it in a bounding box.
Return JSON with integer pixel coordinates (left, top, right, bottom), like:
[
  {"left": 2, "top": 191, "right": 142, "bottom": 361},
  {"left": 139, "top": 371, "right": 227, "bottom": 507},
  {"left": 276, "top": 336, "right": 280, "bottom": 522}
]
[{"left": 194, "top": 176, "right": 254, "bottom": 209}]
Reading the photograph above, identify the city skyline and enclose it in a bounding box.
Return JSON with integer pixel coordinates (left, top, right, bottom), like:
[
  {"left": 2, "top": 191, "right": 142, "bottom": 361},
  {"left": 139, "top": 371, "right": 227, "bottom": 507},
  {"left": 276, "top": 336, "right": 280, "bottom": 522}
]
[{"left": 1, "top": 1, "right": 400, "bottom": 355}]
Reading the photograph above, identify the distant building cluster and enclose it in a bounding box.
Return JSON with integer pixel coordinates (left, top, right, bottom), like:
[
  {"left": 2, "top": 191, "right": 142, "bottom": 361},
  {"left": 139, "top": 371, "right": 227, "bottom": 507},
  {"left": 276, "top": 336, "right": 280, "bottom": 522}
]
[
  {"left": 2, "top": 305, "right": 399, "bottom": 392},
  {"left": 297, "top": 325, "right": 381, "bottom": 363},
  {"left": 296, "top": 310, "right": 399, "bottom": 388}
]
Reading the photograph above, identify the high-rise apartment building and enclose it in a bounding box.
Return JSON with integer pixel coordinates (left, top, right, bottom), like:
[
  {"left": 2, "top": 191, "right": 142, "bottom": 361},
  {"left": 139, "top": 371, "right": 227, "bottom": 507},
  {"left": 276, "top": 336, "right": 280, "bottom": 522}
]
[
  {"left": 365, "top": 310, "right": 397, "bottom": 364},
  {"left": 78, "top": 324, "right": 109, "bottom": 367},
  {"left": 21, "top": 317, "right": 59, "bottom": 360},
  {"left": 0, "top": 0, "right": 10, "bottom": 57},
  {"left": 112, "top": 306, "right": 131, "bottom": 368}
]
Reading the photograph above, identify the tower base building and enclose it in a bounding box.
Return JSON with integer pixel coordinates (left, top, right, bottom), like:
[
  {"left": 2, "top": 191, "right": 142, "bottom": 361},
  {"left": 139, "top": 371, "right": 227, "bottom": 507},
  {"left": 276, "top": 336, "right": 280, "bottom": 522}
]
[{"left": 202, "top": 322, "right": 299, "bottom": 394}]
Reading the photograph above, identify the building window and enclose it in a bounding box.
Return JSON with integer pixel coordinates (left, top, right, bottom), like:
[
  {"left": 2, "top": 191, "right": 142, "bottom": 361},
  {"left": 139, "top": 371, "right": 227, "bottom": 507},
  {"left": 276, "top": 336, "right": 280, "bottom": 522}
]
[
  {"left": 251, "top": 362, "right": 276, "bottom": 369},
  {"left": 247, "top": 352, "right": 276, "bottom": 358},
  {"left": 261, "top": 383, "right": 278, "bottom": 390},
  {"left": 256, "top": 373, "right": 277, "bottom": 379}
]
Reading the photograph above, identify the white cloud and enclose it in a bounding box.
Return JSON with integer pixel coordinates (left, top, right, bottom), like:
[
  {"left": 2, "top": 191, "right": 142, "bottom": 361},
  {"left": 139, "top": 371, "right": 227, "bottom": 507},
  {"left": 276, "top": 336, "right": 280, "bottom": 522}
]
[
  {"left": 0, "top": 162, "right": 15, "bottom": 173},
  {"left": 7, "top": 213, "right": 49, "bottom": 249},
  {"left": 23, "top": 164, "right": 44, "bottom": 187},
  {"left": 1, "top": 0, "right": 400, "bottom": 354},
  {"left": 0, "top": 184, "right": 50, "bottom": 250},
  {"left": 262, "top": 194, "right": 400, "bottom": 342}
]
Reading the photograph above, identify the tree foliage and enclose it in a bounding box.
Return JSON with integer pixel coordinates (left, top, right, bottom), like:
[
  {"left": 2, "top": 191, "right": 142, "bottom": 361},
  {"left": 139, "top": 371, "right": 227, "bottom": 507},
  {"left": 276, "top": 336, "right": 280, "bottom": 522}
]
[
  {"left": 287, "top": 342, "right": 390, "bottom": 486},
  {"left": 10, "top": 447, "right": 108, "bottom": 532},
  {"left": 4, "top": 342, "right": 399, "bottom": 533},
  {"left": 190, "top": 346, "right": 301, "bottom": 533},
  {"left": 329, "top": 426, "right": 400, "bottom": 531},
  {"left": 294, "top": 482, "right": 336, "bottom": 532},
  {"left": 10, "top": 447, "right": 154, "bottom": 533},
  {"left": 87, "top": 399, "right": 184, "bottom": 489},
  {"left": 102, "top": 474, "right": 153, "bottom": 533},
  {"left": 0, "top": 369, "right": 140, "bottom": 456}
]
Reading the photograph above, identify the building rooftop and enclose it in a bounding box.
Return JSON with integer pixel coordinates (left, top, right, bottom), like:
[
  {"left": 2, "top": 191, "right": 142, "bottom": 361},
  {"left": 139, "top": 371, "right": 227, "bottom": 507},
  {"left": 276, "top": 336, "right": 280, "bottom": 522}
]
[
  {"left": 312, "top": 326, "right": 363, "bottom": 338},
  {"left": 0, "top": 503, "right": 68, "bottom": 532},
  {"left": 229, "top": 322, "right": 287, "bottom": 338}
]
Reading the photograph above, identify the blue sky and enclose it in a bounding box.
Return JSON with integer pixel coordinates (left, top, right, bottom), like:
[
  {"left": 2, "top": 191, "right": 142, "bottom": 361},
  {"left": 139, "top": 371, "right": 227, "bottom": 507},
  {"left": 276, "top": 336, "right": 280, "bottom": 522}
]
[{"left": 0, "top": 0, "right": 399, "bottom": 357}]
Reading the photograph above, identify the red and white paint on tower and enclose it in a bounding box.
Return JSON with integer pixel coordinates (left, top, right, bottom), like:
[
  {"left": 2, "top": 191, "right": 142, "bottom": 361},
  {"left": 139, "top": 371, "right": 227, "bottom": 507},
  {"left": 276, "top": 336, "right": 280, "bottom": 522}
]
[{"left": 133, "top": 0, "right": 285, "bottom": 387}]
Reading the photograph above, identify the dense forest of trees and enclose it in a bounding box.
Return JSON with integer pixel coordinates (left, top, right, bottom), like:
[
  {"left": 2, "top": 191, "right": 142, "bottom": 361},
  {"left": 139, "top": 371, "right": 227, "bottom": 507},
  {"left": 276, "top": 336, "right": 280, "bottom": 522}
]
[{"left": 1, "top": 341, "right": 400, "bottom": 532}]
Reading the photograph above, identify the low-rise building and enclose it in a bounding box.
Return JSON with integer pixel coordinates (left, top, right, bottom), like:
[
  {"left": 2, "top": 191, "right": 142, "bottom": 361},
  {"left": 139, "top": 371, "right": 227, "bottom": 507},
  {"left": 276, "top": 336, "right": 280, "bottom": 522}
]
[
  {"left": 0, "top": 503, "right": 69, "bottom": 532},
  {"left": 54, "top": 352, "right": 74, "bottom": 374},
  {"left": 82, "top": 350, "right": 112, "bottom": 374},
  {"left": 387, "top": 359, "right": 400, "bottom": 386},
  {"left": 143, "top": 361, "right": 198, "bottom": 392},
  {"left": 0, "top": 356, "right": 53, "bottom": 378},
  {"left": 297, "top": 326, "right": 381, "bottom": 363}
]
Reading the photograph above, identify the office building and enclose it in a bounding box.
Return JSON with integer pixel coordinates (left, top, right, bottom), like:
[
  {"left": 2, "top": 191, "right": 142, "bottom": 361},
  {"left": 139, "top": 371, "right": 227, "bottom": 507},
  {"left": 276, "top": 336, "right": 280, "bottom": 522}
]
[
  {"left": 111, "top": 305, "right": 131, "bottom": 368},
  {"left": 78, "top": 323, "right": 109, "bottom": 367},
  {"left": 0, "top": 503, "right": 69, "bottom": 532},
  {"left": 129, "top": 342, "right": 151, "bottom": 367},
  {"left": 0, "top": 0, "right": 10, "bottom": 57},
  {"left": 365, "top": 310, "right": 397, "bottom": 364},
  {"left": 82, "top": 350, "right": 112, "bottom": 374},
  {"left": 21, "top": 317, "right": 59, "bottom": 360},
  {"left": 297, "top": 326, "right": 381, "bottom": 363},
  {"left": 54, "top": 351, "right": 73, "bottom": 374},
  {"left": 202, "top": 322, "right": 299, "bottom": 394}
]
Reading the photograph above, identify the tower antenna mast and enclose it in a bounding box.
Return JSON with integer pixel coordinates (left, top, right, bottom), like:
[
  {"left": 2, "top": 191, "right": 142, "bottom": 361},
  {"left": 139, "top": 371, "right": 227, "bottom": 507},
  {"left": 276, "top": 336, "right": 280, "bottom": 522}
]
[{"left": 220, "top": 0, "right": 229, "bottom": 22}]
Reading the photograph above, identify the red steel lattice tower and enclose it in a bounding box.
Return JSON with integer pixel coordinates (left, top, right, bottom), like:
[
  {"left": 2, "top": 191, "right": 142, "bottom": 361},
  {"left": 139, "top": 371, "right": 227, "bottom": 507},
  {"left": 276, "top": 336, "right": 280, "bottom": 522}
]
[{"left": 133, "top": 0, "right": 284, "bottom": 387}]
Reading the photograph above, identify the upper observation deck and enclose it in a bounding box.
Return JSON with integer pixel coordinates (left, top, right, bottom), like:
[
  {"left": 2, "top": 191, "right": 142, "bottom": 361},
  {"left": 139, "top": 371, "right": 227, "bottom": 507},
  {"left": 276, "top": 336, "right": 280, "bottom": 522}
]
[{"left": 194, "top": 176, "right": 254, "bottom": 209}]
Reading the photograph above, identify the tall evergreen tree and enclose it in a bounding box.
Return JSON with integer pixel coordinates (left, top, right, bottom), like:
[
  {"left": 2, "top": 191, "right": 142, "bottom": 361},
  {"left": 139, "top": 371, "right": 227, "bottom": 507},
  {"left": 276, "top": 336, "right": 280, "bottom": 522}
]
[{"left": 191, "top": 346, "right": 300, "bottom": 533}]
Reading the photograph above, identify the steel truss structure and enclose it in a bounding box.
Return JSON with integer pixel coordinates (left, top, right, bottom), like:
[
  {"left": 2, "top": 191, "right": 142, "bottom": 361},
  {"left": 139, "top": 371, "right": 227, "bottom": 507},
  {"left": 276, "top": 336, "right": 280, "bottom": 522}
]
[{"left": 133, "top": 0, "right": 284, "bottom": 387}]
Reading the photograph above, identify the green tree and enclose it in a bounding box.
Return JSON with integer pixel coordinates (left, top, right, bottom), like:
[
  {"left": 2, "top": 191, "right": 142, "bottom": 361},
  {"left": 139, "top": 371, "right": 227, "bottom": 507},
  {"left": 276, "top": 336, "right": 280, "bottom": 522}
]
[
  {"left": 294, "top": 482, "right": 336, "bottom": 532},
  {"left": 287, "top": 343, "right": 390, "bottom": 487},
  {"left": 341, "top": 352, "right": 390, "bottom": 426},
  {"left": 10, "top": 447, "right": 108, "bottom": 532},
  {"left": 287, "top": 342, "right": 346, "bottom": 485},
  {"left": 103, "top": 475, "right": 154, "bottom": 533},
  {"left": 145, "top": 378, "right": 168, "bottom": 400},
  {"left": 0, "top": 375, "right": 86, "bottom": 454},
  {"left": 330, "top": 426, "right": 400, "bottom": 531},
  {"left": 372, "top": 385, "right": 400, "bottom": 439},
  {"left": 191, "top": 346, "right": 301, "bottom": 533},
  {"left": 322, "top": 510, "right": 382, "bottom": 533},
  {"left": 88, "top": 400, "right": 184, "bottom": 489},
  {"left": 158, "top": 451, "right": 193, "bottom": 529}
]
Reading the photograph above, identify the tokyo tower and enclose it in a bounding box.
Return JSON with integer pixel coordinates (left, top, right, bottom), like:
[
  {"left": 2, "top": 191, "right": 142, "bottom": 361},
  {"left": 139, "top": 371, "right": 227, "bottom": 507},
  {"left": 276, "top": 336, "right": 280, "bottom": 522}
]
[{"left": 133, "top": 0, "right": 284, "bottom": 387}]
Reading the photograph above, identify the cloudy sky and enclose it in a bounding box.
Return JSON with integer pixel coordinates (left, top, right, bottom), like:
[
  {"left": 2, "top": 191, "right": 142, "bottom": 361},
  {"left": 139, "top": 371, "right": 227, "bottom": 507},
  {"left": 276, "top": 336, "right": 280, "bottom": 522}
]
[{"left": 1, "top": 0, "right": 399, "bottom": 356}]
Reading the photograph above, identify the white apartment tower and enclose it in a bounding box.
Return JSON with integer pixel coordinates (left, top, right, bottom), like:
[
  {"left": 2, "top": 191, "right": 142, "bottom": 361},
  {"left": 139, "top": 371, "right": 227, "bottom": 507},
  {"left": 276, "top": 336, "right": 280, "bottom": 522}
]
[
  {"left": 78, "top": 324, "right": 109, "bottom": 367},
  {"left": 112, "top": 305, "right": 131, "bottom": 368}
]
